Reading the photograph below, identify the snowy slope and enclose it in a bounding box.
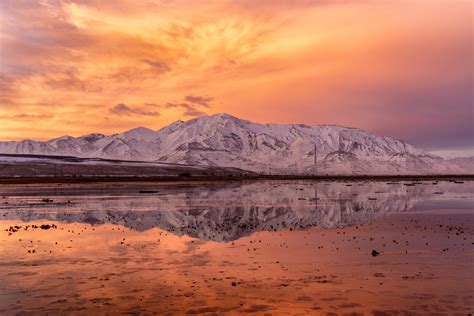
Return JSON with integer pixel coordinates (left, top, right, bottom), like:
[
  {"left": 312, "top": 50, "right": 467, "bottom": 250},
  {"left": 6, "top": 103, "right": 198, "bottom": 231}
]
[
  {"left": 447, "top": 156, "right": 474, "bottom": 173},
  {"left": 0, "top": 113, "right": 468, "bottom": 174}
]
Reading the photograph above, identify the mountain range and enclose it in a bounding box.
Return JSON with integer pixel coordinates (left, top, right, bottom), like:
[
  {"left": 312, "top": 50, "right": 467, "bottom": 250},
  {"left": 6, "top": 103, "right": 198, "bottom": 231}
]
[{"left": 0, "top": 113, "right": 471, "bottom": 175}]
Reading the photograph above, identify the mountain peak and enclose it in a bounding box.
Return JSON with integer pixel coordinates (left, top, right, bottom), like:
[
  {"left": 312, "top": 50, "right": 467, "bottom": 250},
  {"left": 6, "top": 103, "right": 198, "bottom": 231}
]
[
  {"left": 210, "top": 113, "right": 237, "bottom": 120},
  {"left": 126, "top": 126, "right": 154, "bottom": 133},
  {"left": 49, "top": 135, "right": 75, "bottom": 142},
  {"left": 120, "top": 126, "right": 158, "bottom": 140}
]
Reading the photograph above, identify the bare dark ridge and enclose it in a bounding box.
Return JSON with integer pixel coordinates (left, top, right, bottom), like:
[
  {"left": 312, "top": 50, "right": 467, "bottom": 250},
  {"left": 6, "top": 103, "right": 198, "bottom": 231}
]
[{"left": 0, "top": 174, "right": 472, "bottom": 185}]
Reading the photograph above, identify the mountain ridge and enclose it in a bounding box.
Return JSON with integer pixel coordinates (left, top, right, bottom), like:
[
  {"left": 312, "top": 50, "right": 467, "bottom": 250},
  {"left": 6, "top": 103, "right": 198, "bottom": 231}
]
[{"left": 0, "top": 113, "right": 471, "bottom": 175}]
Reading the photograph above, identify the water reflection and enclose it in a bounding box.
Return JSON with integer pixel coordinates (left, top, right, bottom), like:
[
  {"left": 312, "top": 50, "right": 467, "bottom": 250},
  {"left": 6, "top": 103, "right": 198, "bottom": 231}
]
[{"left": 0, "top": 180, "right": 472, "bottom": 241}]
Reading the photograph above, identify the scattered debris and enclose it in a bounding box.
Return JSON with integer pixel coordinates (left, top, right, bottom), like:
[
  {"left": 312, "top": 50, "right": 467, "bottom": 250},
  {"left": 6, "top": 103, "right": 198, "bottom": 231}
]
[{"left": 371, "top": 250, "right": 380, "bottom": 257}]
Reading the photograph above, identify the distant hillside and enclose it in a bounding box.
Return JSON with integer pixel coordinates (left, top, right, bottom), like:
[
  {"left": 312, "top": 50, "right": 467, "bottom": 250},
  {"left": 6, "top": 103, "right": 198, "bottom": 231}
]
[{"left": 0, "top": 113, "right": 471, "bottom": 175}]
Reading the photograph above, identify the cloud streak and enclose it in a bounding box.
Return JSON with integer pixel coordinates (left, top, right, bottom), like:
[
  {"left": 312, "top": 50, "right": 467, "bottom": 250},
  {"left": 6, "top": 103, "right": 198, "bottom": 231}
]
[
  {"left": 184, "top": 95, "right": 213, "bottom": 107},
  {"left": 0, "top": 113, "right": 54, "bottom": 120},
  {"left": 109, "top": 103, "right": 159, "bottom": 116},
  {"left": 162, "top": 102, "right": 207, "bottom": 117}
]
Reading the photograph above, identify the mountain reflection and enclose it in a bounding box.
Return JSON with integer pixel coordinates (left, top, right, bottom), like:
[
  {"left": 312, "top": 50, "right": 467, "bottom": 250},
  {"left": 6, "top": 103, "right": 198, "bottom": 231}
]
[{"left": 0, "top": 180, "right": 471, "bottom": 242}]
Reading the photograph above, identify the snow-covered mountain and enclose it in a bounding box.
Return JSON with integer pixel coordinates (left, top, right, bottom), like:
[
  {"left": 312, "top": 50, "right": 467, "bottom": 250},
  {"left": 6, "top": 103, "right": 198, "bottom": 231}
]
[
  {"left": 0, "top": 113, "right": 470, "bottom": 174},
  {"left": 447, "top": 156, "right": 474, "bottom": 172}
]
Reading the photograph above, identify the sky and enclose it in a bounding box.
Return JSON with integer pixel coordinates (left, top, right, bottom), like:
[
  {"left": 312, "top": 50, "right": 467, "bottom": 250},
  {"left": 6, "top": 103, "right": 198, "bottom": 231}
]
[{"left": 0, "top": 0, "right": 472, "bottom": 157}]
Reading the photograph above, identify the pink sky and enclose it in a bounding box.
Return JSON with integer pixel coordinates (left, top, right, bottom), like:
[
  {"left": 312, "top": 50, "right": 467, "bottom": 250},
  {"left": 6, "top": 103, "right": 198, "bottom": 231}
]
[{"left": 0, "top": 0, "right": 472, "bottom": 156}]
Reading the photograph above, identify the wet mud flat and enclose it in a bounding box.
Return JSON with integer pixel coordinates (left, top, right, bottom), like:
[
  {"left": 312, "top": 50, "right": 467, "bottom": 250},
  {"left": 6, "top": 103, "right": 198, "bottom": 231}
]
[{"left": 0, "top": 180, "right": 473, "bottom": 314}]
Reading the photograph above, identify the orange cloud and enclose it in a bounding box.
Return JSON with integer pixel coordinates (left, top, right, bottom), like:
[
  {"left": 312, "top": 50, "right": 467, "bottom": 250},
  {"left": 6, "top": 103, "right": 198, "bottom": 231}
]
[
  {"left": 0, "top": 0, "right": 471, "bottom": 151},
  {"left": 110, "top": 103, "right": 160, "bottom": 117}
]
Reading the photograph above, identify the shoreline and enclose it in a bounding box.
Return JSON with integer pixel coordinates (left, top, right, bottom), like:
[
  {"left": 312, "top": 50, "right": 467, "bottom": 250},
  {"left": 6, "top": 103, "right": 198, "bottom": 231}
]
[{"left": 0, "top": 174, "right": 473, "bottom": 184}]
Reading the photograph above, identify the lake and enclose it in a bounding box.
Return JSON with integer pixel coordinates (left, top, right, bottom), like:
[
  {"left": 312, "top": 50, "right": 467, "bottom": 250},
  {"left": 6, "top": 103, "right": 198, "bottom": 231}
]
[{"left": 0, "top": 180, "right": 473, "bottom": 314}]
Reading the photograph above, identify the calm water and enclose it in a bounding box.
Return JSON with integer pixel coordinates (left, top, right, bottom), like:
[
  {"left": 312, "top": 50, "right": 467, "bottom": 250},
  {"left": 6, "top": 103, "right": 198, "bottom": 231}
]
[{"left": 0, "top": 180, "right": 473, "bottom": 314}]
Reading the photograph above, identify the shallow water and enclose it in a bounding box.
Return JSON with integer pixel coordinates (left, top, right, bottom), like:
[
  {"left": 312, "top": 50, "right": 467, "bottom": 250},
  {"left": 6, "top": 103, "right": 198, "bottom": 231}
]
[{"left": 0, "top": 180, "right": 473, "bottom": 314}]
